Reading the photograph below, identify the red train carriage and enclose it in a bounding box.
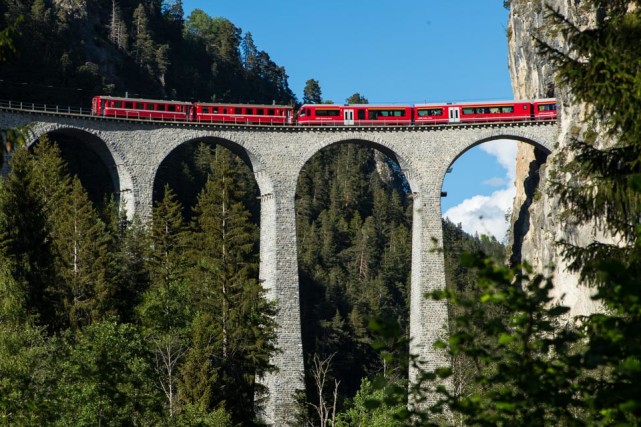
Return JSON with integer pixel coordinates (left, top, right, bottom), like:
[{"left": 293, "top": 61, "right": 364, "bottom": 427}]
[
  {"left": 532, "top": 98, "right": 557, "bottom": 120},
  {"left": 297, "top": 104, "right": 413, "bottom": 125},
  {"left": 92, "top": 96, "right": 192, "bottom": 121},
  {"left": 413, "top": 104, "right": 450, "bottom": 125},
  {"left": 193, "top": 103, "right": 294, "bottom": 125},
  {"left": 427, "top": 100, "right": 533, "bottom": 124}
]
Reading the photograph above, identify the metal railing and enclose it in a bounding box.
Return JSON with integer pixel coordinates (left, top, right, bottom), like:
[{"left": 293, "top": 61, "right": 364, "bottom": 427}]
[{"left": 0, "top": 99, "right": 90, "bottom": 115}]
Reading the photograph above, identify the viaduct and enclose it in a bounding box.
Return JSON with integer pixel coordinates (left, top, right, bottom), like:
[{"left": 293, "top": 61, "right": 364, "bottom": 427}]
[{"left": 0, "top": 104, "right": 558, "bottom": 425}]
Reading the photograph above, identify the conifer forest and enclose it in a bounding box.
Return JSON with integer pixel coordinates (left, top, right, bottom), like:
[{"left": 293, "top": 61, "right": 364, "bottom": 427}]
[{"left": 1, "top": 1, "right": 641, "bottom": 426}]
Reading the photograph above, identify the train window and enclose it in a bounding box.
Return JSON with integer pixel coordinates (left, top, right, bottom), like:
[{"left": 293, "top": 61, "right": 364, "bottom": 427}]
[
  {"left": 490, "top": 107, "right": 500, "bottom": 114},
  {"left": 306, "top": 108, "right": 311, "bottom": 116},
  {"left": 316, "top": 109, "right": 340, "bottom": 117},
  {"left": 268, "top": 110, "right": 274, "bottom": 115},
  {"left": 462, "top": 108, "right": 475, "bottom": 115},
  {"left": 114, "top": 101, "right": 122, "bottom": 108},
  {"left": 502, "top": 106, "right": 514, "bottom": 113},
  {"left": 235, "top": 108, "right": 242, "bottom": 114},
  {"left": 257, "top": 109, "right": 264, "bottom": 115},
  {"left": 539, "top": 104, "right": 556, "bottom": 111},
  {"left": 358, "top": 110, "right": 366, "bottom": 120}
]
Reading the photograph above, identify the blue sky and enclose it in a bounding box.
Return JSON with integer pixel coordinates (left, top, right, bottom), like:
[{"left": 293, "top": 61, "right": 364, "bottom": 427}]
[{"left": 182, "top": 1, "right": 516, "bottom": 241}]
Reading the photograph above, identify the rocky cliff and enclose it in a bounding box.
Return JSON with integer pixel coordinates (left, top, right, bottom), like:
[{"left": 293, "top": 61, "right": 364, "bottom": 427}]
[{"left": 507, "top": 0, "right": 602, "bottom": 317}]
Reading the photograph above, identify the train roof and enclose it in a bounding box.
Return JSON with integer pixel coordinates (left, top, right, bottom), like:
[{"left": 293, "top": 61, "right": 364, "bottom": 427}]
[
  {"left": 194, "top": 102, "right": 294, "bottom": 108},
  {"left": 298, "top": 103, "right": 412, "bottom": 108},
  {"left": 94, "top": 95, "right": 193, "bottom": 105},
  {"left": 414, "top": 98, "right": 556, "bottom": 107}
]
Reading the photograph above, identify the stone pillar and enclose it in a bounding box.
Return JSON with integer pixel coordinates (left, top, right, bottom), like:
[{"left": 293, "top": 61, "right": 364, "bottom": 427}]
[
  {"left": 256, "top": 171, "right": 305, "bottom": 426},
  {"left": 408, "top": 185, "right": 450, "bottom": 406},
  {"left": 125, "top": 163, "right": 155, "bottom": 221}
]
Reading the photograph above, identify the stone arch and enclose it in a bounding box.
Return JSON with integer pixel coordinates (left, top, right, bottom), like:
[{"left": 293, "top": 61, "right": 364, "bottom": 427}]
[
  {"left": 439, "top": 127, "right": 554, "bottom": 196},
  {"left": 152, "top": 132, "right": 271, "bottom": 200},
  {"left": 298, "top": 132, "right": 419, "bottom": 193},
  {"left": 25, "top": 122, "right": 135, "bottom": 217},
  {"left": 292, "top": 132, "right": 420, "bottom": 402}
]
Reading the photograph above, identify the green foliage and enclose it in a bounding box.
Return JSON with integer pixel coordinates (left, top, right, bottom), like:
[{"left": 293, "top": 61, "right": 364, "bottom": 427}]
[
  {"left": 52, "top": 177, "right": 116, "bottom": 328},
  {"left": 0, "top": 137, "right": 274, "bottom": 424},
  {"left": 346, "top": 93, "right": 369, "bottom": 105},
  {"left": 54, "top": 320, "right": 162, "bottom": 426},
  {"left": 0, "top": 1, "right": 295, "bottom": 106},
  {"left": 0, "top": 321, "right": 54, "bottom": 425},
  {"left": 303, "top": 78, "right": 323, "bottom": 104},
  {"left": 186, "top": 145, "right": 277, "bottom": 425},
  {"left": 296, "top": 143, "right": 416, "bottom": 416},
  {"left": 428, "top": 257, "right": 584, "bottom": 426},
  {"left": 335, "top": 377, "right": 408, "bottom": 427},
  {"left": 0, "top": 144, "right": 61, "bottom": 329}
]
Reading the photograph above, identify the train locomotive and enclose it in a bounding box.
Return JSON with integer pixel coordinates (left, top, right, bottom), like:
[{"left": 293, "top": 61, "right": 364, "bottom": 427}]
[{"left": 91, "top": 95, "right": 557, "bottom": 126}]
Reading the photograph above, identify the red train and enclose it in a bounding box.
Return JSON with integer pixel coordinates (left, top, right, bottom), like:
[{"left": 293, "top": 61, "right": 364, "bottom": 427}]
[
  {"left": 91, "top": 95, "right": 557, "bottom": 126},
  {"left": 91, "top": 96, "right": 294, "bottom": 125},
  {"left": 297, "top": 99, "right": 557, "bottom": 125}
]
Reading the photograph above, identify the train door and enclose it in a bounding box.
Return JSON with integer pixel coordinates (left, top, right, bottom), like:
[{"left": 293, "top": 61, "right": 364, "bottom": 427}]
[
  {"left": 344, "top": 109, "right": 354, "bottom": 125},
  {"left": 448, "top": 107, "right": 461, "bottom": 123}
]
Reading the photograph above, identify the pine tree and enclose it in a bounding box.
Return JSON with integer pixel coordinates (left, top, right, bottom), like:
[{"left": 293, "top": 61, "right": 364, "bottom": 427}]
[
  {"left": 187, "top": 146, "right": 277, "bottom": 424},
  {"left": 138, "top": 185, "right": 191, "bottom": 417},
  {"left": 303, "top": 78, "right": 322, "bottom": 104},
  {"left": 0, "top": 146, "right": 60, "bottom": 329},
  {"left": 133, "top": 4, "right": 156, "bottom": 70},
  {"left": 536, "top": 2, "right": 641, "bottom": 423},
  {"left": 49, "top": 176, "right": 114, "bottom": 328}
]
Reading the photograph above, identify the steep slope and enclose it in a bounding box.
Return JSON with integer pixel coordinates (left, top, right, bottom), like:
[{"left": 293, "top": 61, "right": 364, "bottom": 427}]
[{"left": 507, "top": 1, "right": 602, "bottom": 316}]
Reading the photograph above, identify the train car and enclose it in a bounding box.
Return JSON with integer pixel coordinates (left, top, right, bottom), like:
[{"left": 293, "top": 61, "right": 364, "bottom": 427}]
[
  {"left": 92, "top": 96, "right": 192, "bottom": 121},
  {"left": 192, "top": 103, "right": 294, "bottom": 125},
  {"left": 413, "top": 104, "right": 450, "bottom": 125},
  {"left": 532, "top": 98, "right": 557, "bottom": 120},
  {"left": 454, "top": 100, "right": 533, "bottom": 124},
  {"left": 415, "top": 100, "right": 536, "bottom": 125},
  {"left": 297, "top": 104, "right": 413, "bottom": 125}
]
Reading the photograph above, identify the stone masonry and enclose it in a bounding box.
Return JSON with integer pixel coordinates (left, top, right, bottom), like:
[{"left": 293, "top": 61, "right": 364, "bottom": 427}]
[{"left": 0, "top": 108, "right": 558, "bottom": 425}]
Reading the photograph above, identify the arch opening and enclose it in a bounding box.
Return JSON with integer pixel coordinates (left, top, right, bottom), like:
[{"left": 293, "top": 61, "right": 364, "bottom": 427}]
[
  {"left": 38, "top": 129, "right": 119, "bottom": 208},
  {"left": 153, "top": 137, "right": 260, "bottom": 223},
  {"left": 295, "top": 138, "right": 413, "bottom": 416},
  {"left": 436, "top": 133, "right": 552, "bottom": 402},
  {"left": 441, "top": 135, "right": 550, "bottom": 247}
]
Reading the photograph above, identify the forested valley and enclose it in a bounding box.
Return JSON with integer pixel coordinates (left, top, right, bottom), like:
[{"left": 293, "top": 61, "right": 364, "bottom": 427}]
[{"left": 0, "top": 1, "right": 509, "bottom": 425}]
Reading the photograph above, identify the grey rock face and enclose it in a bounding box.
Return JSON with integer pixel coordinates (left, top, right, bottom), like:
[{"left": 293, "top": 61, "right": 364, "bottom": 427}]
[{"left": 507, "top": 1, "right": 602, "bottom": 317}]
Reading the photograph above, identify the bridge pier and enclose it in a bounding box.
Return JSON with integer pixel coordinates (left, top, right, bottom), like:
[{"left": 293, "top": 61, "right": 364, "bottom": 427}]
[
  {"left": 408, "top": 186, "right": 451, "bottom": 406},
  {"left": 255, "top": 170, "right": 305, "bottom": 426}
]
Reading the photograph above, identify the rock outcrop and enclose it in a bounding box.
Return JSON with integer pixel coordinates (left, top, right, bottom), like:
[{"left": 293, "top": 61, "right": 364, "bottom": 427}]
[{"left": 507, "top": 0, "right": 602, "bottom": 317}]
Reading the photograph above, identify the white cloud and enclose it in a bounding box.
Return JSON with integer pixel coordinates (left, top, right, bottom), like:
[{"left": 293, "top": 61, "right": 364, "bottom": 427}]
[
  {"left": 483, "top": 177, "right": 507, "bottom": 187},
  {"left": 479, "top": 140, "right": 518, "bottom": 182},
  {"left": 444, "top": 186, "right": 515, "bottom": 242},
  {"left": 444, "top": 139, "right": 518, "bottom": 242}
]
